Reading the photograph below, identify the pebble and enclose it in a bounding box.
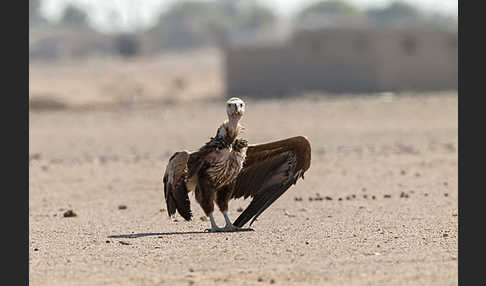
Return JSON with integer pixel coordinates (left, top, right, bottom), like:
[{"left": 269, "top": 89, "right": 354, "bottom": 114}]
[
  {"left": 325, "top": 196, "right": 333, "bottom": 201},
  {"left": 257, "top": 277, "right": 263, "bottom": 282},
  {"left": 444, "top": 193, "right": 449, "bottom": 197},
  {"left": 372, "top": 196, "right": 376, "bottom": 200},
  {"left": 384, "top": 194, "right": 391, "bottom": 198},
  {"left": 63, "top": 210, "right": 77, "bottom": 217},
  {"left": 236, "top": 207, "right": 243, "bottom": 212},
  {"left": 118, "top": 205, "right": 127, "bottom": 210}
]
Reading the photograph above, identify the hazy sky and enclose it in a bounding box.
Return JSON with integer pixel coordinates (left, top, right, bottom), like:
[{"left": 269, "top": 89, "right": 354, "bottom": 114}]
[{"left": 41, "top": 0, "right": 458, "bottom": 33}]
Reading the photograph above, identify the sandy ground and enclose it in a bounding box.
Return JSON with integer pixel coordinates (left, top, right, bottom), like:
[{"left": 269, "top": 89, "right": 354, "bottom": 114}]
[{"left": 29, "top": 87, "right": 458, "bottom": 285}]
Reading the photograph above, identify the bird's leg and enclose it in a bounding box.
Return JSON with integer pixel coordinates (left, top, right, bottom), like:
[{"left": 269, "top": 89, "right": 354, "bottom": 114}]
[
  {"left": 205, "top": 213, "right": 224, "bottom": 232},
  {"left": 222, "top": 211, "right": 240, "bottom": 231},
  {"left": 221, "top": 212, "right": 253, "bottom": 232}
]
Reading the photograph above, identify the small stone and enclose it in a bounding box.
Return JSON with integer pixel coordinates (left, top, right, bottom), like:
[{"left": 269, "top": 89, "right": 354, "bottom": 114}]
[
  {"left": 257, "top": 277, "right": 263, "bottom": 282},
  {"left": 34, "top": 248, "right": 39, "bottom": 251},
  {"left": 308, "top": 197, "right": 314, "bottom": 201},
  {"left": 400, "top": 170, "right": 406, "bottom": 175},
  {"left": 325, "top": 196, "right": 333, "bottom": 200},
  {"left": 30, "top": 153, "right": 42, "bottom": 161},
  {"left": 118, "top": 205, "right": 127, "bottom": 210},
  {"left": 106, "top": 240, "right": 110, "bottom": 243},
  {"left": 444, "top": 182, "right": 448, "bottom": 186},
  {"left": 424, "top": 193, "right": 429, "bottom": 196},
  {"left": 236, "top": 207, "right": 243, "bottom": 212},
  {"left": 443, "top": 233, "right": 449, "bottom": 238},
  {"left": 63, "top": 210, "right": 77, "bottom": 217},
  {"left": 351, "top": 195, "right": 356, "bottom": 198},
  {"left": 338, "top": 198, "right": 342, "bottom": 201},
  {"left": 384, "top": 194, "right": 391, "bottom": 198},
  {"left": 444, "top": 193, "right": 449, "bottom": 197},
  {"left": 270, "top": 279, "right": 275, "bottom": 284},
  {"left": 372, "top": 196, "right": 376, "bottom": 200},
  {"left": 305, "top": 241, "right": 309, "bottom": 245},
  {"left": 189, "top": 268, "right": 194, "bottom": 272},
  {"left": 363, "top": 195, "right": 368, "bottom": 199}
]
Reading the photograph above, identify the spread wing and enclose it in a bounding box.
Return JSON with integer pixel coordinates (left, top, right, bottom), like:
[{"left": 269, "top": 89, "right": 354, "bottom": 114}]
[
  {"left": 232, "top": 136, "right": 311, "bottom": 227},
  {"left": 163, "top": 151, "right": 192, "bottom": 220}
]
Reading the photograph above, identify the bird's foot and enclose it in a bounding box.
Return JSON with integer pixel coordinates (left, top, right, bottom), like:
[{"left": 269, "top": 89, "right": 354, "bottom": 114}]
[
  {"left": 205, "top": 224, "right": 253, "bottom": 233},
  {"left": 204, "top": 226, "right": 225, "bottom": 233}
]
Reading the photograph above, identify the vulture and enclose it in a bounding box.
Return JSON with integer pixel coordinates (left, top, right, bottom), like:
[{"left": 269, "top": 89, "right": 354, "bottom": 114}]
[{"left": 163, "top": 97, "right": 311, "bottom": 232}]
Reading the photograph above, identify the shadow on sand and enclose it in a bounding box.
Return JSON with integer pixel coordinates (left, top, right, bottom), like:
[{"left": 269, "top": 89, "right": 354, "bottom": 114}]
[{"left": 108, "top": 229, "right": 254, "bottom": 239}]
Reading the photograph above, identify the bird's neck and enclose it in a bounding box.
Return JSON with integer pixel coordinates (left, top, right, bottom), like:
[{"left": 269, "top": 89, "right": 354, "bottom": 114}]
[{"left": 227, "top": 117, "right": 240, "bottom": 136}]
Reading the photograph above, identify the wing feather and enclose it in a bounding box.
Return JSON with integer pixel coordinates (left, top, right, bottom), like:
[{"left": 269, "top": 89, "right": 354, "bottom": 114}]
[
  {"left": 232, "top": 136, "right": 311, "bottom": 227},
  {"left": 163, "top": 151, "right": 192, "bottom": 220}
]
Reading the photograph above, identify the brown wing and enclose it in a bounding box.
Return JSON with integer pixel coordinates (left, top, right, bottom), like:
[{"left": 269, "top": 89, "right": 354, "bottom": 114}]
[
  {"left": 232, "top": 136, "right": 311, "bottom": 227},
  {"left": 162, "top": 145, "right": 212, "bottom": 221},
  {"left": 163, "top": 151, "right": 193, "bottom": 220}
]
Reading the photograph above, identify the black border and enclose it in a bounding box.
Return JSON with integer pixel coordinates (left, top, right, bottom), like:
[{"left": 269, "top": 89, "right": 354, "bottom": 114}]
[{"left": 9, "top": 0, "right": 29, "bottom": 284}]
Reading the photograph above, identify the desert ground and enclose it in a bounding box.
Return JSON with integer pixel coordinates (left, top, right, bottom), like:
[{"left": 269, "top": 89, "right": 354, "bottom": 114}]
[{"left": 29, "top": 52, "right": 458, "bottom": 285}]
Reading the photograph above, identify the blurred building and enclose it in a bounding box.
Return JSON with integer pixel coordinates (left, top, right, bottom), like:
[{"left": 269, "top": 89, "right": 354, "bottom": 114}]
[{"left": 224, "top": 26, "right": 458, "bottom": 96}]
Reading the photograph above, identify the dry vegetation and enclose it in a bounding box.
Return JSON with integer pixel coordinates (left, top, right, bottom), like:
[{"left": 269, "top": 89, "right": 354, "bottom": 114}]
[{"left": 29, "top": 51, "right": 457, "bottom": 286}]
